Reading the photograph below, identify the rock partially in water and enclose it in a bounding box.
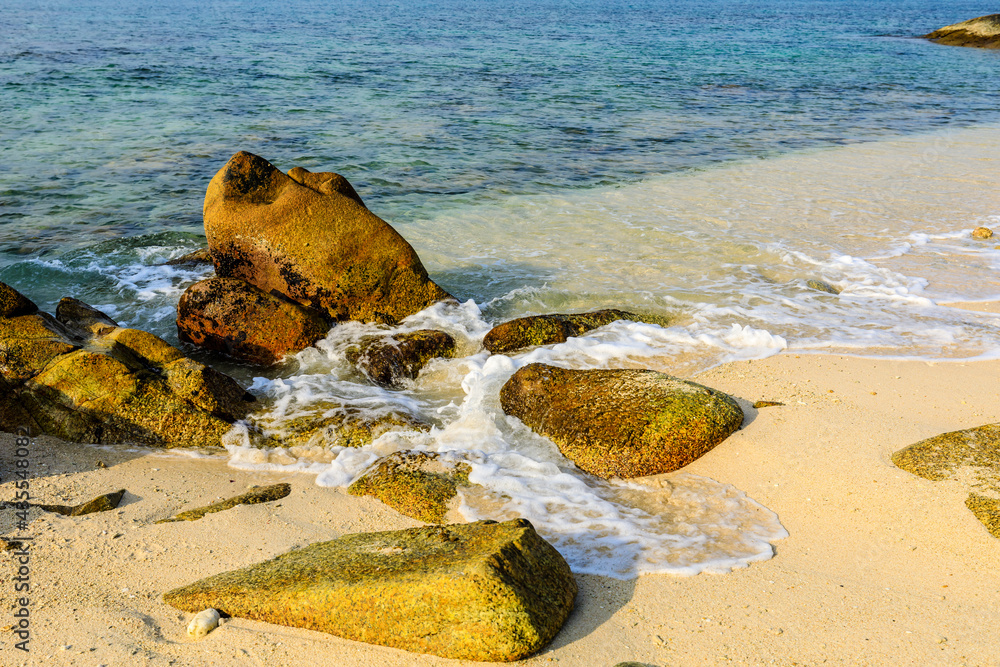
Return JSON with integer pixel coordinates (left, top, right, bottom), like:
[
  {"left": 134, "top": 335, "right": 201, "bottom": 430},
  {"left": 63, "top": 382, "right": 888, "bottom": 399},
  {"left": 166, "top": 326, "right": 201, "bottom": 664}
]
[
  {"left": 806, "top": 279, "right": 840, "bottom": 295},
  {"left": 32, "top": 489, "right": 126, "bottom": 516},
  {"left": 204, "top": 151, "right": 453, "bottom": 324},
  {"left": 163, "top": 519, "right": 577, "bottom": 661},
  {"left": 893, "top": 423, "right": 1000, "bottom": 539},
  {"left": 500, "top": 363, "right": 744, "bottom": 479},
  {"left": 272, "top": 406, "right": 430, "bottom": 449},
  {"left": 349, "top": 451, "right": 471, "bottom": 524},
  {"left": 972, "top": 226, "right": 994, "bottom": 239},
  {"left": 483, "top": 309, "right": 653, "bottom": 355},
  {"left": 165, "top": 247, "right": 213, "bottom": 266},
  {"left": 0, "top": 285, "right": 256, "bottom": 448},
  {"left": 925, "top": 14, "right": 1000, "bottom": 48},
  {"left": 157, "top": 483, "right": 291, "bottom": 523},
  {"left": 177, "top": 277, "right": 331, "bottom": 365},
  {"left": 346, "top": 329, "right": 456, "bottom": 388}
]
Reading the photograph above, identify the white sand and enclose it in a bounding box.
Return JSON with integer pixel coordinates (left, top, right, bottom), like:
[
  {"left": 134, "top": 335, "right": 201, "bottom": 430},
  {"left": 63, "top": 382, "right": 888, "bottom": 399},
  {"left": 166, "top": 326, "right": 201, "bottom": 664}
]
[{"left": 2, "top": 352, "right": 999, "bottom": 666}]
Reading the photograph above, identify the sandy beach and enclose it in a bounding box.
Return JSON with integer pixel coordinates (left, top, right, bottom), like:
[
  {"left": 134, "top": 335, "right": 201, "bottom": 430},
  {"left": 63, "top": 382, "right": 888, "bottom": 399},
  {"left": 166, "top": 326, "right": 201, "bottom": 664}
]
[{"left": 2, "top": 350, "right": 998, "bottom": 667}]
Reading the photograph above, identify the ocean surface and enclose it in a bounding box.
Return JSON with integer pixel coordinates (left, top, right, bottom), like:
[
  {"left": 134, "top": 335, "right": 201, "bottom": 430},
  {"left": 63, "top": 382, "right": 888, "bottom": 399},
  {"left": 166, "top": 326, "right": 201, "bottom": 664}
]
[{"left": 3, "top": 0, "right": 999, "bottom": 577}]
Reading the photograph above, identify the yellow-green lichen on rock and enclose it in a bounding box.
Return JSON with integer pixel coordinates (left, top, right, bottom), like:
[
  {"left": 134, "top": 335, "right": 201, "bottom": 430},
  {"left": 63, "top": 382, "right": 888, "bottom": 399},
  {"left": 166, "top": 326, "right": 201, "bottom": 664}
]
[
  {"left": 349, "top": 451, "right": 471, "bottom": 524},
  {"left": 500, "top": 363, "right": 744, "bottom": 479},
  {"left": 893, "top": 423, "right": 1000, "bottom": 538},
  {"left": 925, "top": 14, "right": 1000, "bottom": 48},
  {"left": 157, "top": 483, "right": 291, "bottom": 523},
  {"left": 0, "top": 282, "right": 38, "bottom": 318},
  {"left": 163, "top": 519, "right": 576, "bottom": 662},
  {"left": 263, "top": 404, "right": 430, "bottom": 449},
  {"left": 483, "top": 309, "right": 664, "bottom": 355},
  {"left": 346, "top": 329, "right": 456, "bottom": 388}
]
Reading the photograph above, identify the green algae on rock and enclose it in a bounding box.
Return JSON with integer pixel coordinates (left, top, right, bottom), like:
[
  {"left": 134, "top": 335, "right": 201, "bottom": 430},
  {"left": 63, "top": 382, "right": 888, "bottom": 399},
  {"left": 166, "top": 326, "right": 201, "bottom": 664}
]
[
  {"left": 33, "top": 489, "right": 126, "bottom": 516},
  {"left": 203, "top": 151, "right": 453, "bottom": 325},
  {"left": 925, "top": 14, "right": 1000, "bottom": 49},
  {"left": 163, "top": 519, "right": 577, "bottom": 662},
  {"left": 893, "top": 423, "right": 1000, "bottom": 539},
  {"left": 500, "top": 363, "right": 744, "bottom": 479},
  {"left": 346, "top": 329, "right": 456, "bottom": 389},
  {"left": 157, "top": 483, "right": 291, "bottom": 523},
  {"left": 266, "top": 405, "right": 430, "bottom": 449},
  {"left": 177, "top": 277, "right": 331, "bottom": 365},
  {"left": 891, "top": 423, "right": 1000, "bottom": 482},
  {"left": 349, "top": 451, "right": 471, "bottom": 524},
  {"left": 0, "top": 288, "right": 257, "bottom": 448},
  {"left": 483, "top": 309, "right": 659, "bottom": 355},
  {"left": 806, "top": 279, "right": 840, "bottom": 295}
]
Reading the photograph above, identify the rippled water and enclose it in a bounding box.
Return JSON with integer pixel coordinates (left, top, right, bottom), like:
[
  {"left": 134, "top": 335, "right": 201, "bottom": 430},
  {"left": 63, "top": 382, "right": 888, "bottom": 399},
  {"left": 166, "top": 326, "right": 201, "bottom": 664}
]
[{"left": 3, "top": 0, "right": 999, "bottom": 576}]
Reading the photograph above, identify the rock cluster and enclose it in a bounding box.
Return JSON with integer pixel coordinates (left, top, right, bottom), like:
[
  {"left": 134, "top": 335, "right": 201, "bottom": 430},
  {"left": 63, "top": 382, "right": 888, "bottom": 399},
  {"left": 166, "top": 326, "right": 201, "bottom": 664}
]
[{"left": 0, "top": 286, "right": 255, "bottom": 448}]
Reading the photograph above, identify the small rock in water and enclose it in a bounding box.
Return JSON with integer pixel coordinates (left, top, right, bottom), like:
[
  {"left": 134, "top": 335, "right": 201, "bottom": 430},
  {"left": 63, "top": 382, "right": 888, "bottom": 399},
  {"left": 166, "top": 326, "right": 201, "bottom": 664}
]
[
  {"left": 972, "top": 226, "right": 994, "bottom": 239},
  {"left": 349, "top": 451, "right": 471, "bottom": 524},
  {"left": 347, "top": 329, "right": 456, "bottom": 388},
  {"left": 187, "top": 608, "right": 221, "bottom": 639},
  {"left": 483, "top": 309, "right": 658, "bottom": 355},
  {"left": 165, "top": 247, "right": 213, "bottom": 266},
  {"left": 806, "top": 279, "right": 840, "bottom": 295}
]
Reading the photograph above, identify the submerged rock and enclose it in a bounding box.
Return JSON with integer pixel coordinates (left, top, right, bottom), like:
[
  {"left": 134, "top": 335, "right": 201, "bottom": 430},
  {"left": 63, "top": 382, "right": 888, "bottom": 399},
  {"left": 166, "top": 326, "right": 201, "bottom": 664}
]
[
  {"left": 924, "top": 14, "right": 1000, "bottom": 48},
  {"left": 806, "top": 279, "right": 840, "bottom": 295},
  {"left": 500, "top": 363, "right": 744, "bottom": 479},
  {"left": 0, "top": 283, "right": 255, "bottom": 448},
  {"left": 349, "top": 451, "right": 471, "bottom": 524},
  {"left": 271, "top": 407, "right": 430, "bottom": 449},
  {"left": 972, "top": 226, "right": 994, "bottom": 239},
  {"left": 163, "top": 519, "right": 576, "bottom": 661},
  {"left": 204, "top": 151, "right": 453, "bottom": 325},
  {"left": 177, "top": 277, "right": 331, "bottom": 365},
  {"left": 483, "top": 309, "right": 650, "bottom": 355},
  {"left": 157, "top": 483, "right": 291, "bottom": 523},
  {"left": 893, "top": 423, "right": 1000, "bottom": 538},
  {"left": 165, "top": 247, "right": 213, "bottom": 266},
  {"left": 346, "top": 329, "right": 456, "bottom": 388}
]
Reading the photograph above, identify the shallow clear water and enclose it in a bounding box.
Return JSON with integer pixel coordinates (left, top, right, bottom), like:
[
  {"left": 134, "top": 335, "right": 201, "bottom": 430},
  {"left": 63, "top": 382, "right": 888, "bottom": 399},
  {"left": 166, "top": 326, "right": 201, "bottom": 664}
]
[{"left": 3, "top": 0, "right": 999, "bottom": 576}]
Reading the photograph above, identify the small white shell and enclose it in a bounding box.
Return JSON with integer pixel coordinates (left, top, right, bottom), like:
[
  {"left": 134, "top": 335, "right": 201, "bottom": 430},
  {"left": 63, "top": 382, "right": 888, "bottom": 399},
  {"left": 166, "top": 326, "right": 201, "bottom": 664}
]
[{"left": 187, "top": 608, "right": 221, "bottom": 639}]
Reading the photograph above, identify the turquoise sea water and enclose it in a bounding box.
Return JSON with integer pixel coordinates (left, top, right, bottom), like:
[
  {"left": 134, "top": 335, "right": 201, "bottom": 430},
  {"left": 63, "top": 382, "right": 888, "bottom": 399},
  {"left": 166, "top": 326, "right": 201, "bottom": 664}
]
[{"left": 3, "top": 1, "right": 1000, "bottom": 575}]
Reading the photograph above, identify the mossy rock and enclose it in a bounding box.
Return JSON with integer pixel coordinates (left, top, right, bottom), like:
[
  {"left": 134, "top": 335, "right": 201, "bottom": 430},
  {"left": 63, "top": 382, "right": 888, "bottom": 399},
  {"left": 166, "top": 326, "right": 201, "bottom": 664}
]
[
  {"left": 806, "top": 279, "right": 840, "bottom": 295},
  {"left": 925, "top": 14, "right": 1000, "bottom": 48},
  {"left": 346, "top": 329, "right": 456, "bottom": 388},
  {"left": 893, "top": 424, "right": 1000, "bottom": 539},
  {"left": 500, "top": 363, "right": 744, "bottom": 479},
  {"left": 273, "top": 407, "right": 430, "bottom": 449},
  {"left": 0, "top": 313, "right": 80, "bottom": 383},
  {"left": 163, "top": 519, "right": 576, "bottom": 661},
  {"left": 204, "top": 151, "right": 452, "bottom": 325},
  {"left": 483, "top": 309, "right": 658, "bottom": 355},
  {"left": 349, "top": 451, "right": 471, "bottom": 524},
  {"left": 0, "top": 282, "right": 38, "bottom": 318},
  {"left": 157, "top": 483, "right": 291, "bottom": 523}
]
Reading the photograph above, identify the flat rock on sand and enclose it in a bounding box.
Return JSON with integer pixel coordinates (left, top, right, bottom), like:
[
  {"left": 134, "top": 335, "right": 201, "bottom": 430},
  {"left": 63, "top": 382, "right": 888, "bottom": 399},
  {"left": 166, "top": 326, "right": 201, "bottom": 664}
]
[
  {"left": 163, "top": 519, "right": 576, "bottom": 662},
  {"left": 924, "top": 14, "right": 1000, "bottom": 48}
]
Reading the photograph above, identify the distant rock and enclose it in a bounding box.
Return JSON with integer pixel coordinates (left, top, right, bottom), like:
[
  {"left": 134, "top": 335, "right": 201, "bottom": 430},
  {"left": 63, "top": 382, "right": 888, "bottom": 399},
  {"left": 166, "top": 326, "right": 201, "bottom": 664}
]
[
  {"left": 346, "top": 329, "right": 455, "bottom": 388},
  {"left": 165, "top": 247, "right": 213, "bottom": 266},
  {"left": 0, "top": 282, "right": 256, "bottom": 448},
  {"left": 483, "top": 309, "right": 654, "bottom": 355},
  {"left": 806, "top": 279, "right": 840, "bottom": 295},
  {"left": 177, "top": 277, "right": 331, "bottom": 365},
  {"left": 203, "top": 151, "right": 453, "bottom": 325},
  {"left": 157, "top": 483, "right": 291, "bottom": 523},
  {"left": 925, "top": 14, "right": 1000, "bottom": 48},
  {"left": 893, "top": 423, "right": 1000, "bottom": 538},
  {"left": 972, "top": 226, "right": 994, "bottom": 239},
  {"left": 500, "top": 363, "right": 743, "bottom": 478},
  {"left": 349, "top": 451, "right": 471, "bottom": 524},
  {"left": 163, "top": 519, "right": 577, "bottom": 661}
]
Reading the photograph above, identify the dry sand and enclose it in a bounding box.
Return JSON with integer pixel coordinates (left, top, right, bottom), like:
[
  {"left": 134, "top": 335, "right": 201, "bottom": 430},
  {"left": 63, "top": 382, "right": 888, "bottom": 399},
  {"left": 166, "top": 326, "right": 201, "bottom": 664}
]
[{"left": 1, "top": 352, "right": 999, "bottom": 667}]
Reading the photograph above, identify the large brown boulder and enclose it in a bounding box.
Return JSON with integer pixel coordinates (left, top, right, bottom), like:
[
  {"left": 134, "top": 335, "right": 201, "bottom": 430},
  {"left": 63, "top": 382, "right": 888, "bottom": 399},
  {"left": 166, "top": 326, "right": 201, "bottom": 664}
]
[
  {"left": 163, "top": 519, "right": 576, "bottom": 661},
  {"left": 500, "top": 363, "right": 743, "bottom": 478},
  {"left": 203, "top": 151, "right": 453, "bottom": 325},
  {"left": 925, "top": 14, "right": 1000, "bottom": 48},
  {"left": 0, "top": 283, "right": 256, "bottom": 448},
  {"left": 177, "top": 277, "right": 331, "bottom": 365},
  {"left": 483, "top": 309, "right": 653, "bottom": 355},
  {"left": 346, "top": 329, "right": 456, "bottom": 388}
]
